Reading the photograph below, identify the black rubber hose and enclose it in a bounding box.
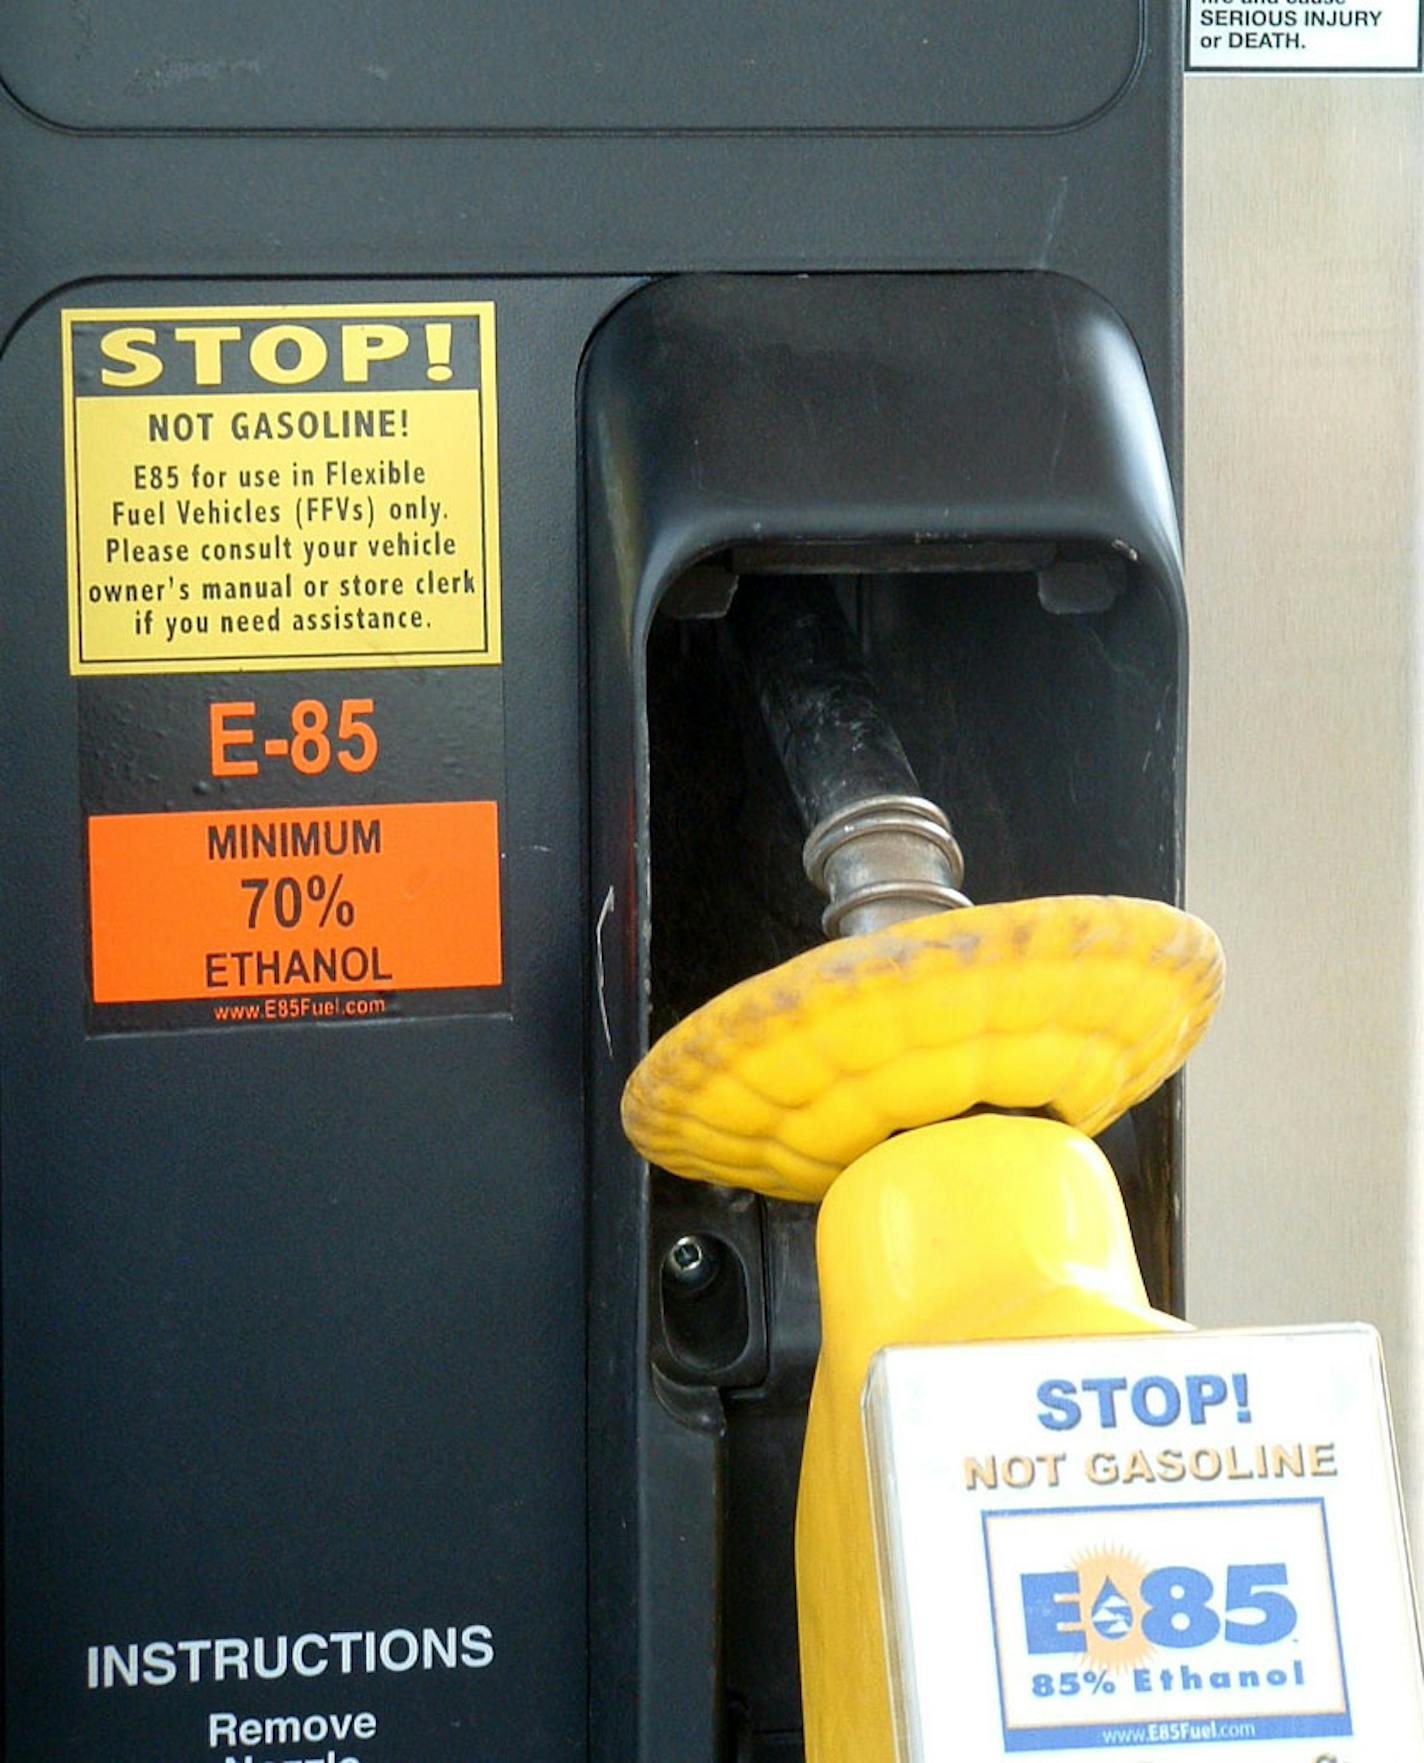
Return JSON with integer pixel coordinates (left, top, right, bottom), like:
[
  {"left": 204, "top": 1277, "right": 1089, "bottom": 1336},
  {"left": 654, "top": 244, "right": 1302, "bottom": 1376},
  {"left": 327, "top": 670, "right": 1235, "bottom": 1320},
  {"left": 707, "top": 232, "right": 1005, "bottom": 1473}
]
[{"left": 725, "top": 575, "right": 924, "bottom": 834}]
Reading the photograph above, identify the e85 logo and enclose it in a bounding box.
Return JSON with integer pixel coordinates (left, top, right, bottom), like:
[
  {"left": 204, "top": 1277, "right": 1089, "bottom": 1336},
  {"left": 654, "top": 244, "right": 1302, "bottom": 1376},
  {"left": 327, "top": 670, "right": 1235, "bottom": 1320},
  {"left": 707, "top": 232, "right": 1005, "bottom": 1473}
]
[{"left": 1022, "top": 1556, "right": 1297, "bottom": 1663}]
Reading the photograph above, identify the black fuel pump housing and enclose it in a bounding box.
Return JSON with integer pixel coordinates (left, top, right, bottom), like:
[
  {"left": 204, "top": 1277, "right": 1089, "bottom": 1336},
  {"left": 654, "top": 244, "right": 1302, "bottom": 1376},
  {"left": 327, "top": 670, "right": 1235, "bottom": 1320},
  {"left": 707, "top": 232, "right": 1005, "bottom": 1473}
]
[
  {"left": 0, "top": 7, "right": 1185, "bottom": 1762},
  {"left": 585, "top": 270, "right": 1184, "bottom": 1761}
]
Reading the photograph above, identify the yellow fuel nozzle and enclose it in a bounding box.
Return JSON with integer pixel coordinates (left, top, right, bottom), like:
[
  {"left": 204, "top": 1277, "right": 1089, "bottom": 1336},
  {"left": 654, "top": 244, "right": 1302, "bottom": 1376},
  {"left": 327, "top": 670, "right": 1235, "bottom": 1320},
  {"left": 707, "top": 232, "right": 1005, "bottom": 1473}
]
[
  {"left": 799, "top": 1112, "right": 1191, "bottom": 1763},
  {"left": 621, "top": 892, "right": 1223, "bottom": 1763}
]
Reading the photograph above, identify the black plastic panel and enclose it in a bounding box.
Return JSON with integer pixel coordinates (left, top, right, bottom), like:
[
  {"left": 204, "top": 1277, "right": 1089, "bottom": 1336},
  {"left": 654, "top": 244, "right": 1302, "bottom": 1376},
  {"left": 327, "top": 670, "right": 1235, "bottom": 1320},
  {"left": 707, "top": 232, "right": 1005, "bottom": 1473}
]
[
  {"left": 0, "top": 0, "right": 1141, "bottom": 134},
  {"left": 0, "top": 275, "right": 637, "bottom": 1763}
]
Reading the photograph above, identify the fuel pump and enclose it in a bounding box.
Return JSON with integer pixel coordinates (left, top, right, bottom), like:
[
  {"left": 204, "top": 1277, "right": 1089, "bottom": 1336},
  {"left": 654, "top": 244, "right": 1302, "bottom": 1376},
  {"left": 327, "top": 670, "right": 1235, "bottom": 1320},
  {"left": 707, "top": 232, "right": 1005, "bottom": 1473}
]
[{"left": 10, "top": 6, "right": 1407, "bottom": 1763}]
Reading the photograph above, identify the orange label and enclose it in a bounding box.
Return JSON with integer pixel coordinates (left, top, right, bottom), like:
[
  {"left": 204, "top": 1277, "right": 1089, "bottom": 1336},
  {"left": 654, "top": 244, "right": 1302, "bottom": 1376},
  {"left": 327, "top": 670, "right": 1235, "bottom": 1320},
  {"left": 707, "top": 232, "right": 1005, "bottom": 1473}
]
[{"left": 88, "top": 801, "right": 501, "bottom": 1004}]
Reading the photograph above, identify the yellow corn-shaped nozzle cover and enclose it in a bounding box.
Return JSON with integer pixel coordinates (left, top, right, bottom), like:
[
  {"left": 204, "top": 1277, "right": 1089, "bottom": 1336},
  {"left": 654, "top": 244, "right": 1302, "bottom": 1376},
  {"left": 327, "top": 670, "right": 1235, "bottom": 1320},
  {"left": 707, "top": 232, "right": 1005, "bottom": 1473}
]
[
  {"left": 798, "top": 1114, "right": 1182, "bottom": 1763},
  {"left": 621, "top": 896, "right": 1223, "bottom": 1202}
]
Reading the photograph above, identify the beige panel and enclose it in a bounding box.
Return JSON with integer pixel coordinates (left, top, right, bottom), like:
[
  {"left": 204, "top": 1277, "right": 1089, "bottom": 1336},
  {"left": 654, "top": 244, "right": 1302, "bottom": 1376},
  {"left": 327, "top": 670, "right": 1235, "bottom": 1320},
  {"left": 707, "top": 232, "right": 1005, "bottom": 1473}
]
[{"left": 1183, "top": 77, "right": 1424, "bottom": 1509}]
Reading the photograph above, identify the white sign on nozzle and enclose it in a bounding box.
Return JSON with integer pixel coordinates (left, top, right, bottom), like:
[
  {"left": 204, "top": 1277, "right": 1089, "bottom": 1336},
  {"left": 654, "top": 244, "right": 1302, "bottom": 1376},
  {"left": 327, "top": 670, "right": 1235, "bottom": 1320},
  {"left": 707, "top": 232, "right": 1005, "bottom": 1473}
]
[
  {"left": 1186, "top": 1, "right": 1422, "bottom": 73},
  {"left": 864, "top": 1326, "right": 1424, "bottom": 1759}
]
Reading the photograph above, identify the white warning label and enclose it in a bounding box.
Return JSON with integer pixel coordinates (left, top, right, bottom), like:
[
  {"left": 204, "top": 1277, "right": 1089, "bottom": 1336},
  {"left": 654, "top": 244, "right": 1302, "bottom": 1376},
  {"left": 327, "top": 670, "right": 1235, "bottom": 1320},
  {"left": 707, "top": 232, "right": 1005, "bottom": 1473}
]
[{"left": 1187, "top": 2, "right": 1422, "bottom": 70}]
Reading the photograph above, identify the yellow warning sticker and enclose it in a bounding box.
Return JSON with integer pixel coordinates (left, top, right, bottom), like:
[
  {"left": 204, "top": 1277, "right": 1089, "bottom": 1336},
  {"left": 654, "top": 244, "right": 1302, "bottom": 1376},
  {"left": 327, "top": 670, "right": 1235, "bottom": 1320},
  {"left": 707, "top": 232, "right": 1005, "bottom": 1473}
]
[{"left": 62, "top": 304, "right": 500, "bottom": 674}]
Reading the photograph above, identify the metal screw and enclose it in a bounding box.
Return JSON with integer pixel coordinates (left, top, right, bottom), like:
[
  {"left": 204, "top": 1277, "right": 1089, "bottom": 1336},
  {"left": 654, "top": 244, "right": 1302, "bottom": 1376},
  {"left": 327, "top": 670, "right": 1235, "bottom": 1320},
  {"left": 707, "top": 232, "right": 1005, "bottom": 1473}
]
[{"left": 665, "top": 1234, "right": 714, "bottom": 1288}]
